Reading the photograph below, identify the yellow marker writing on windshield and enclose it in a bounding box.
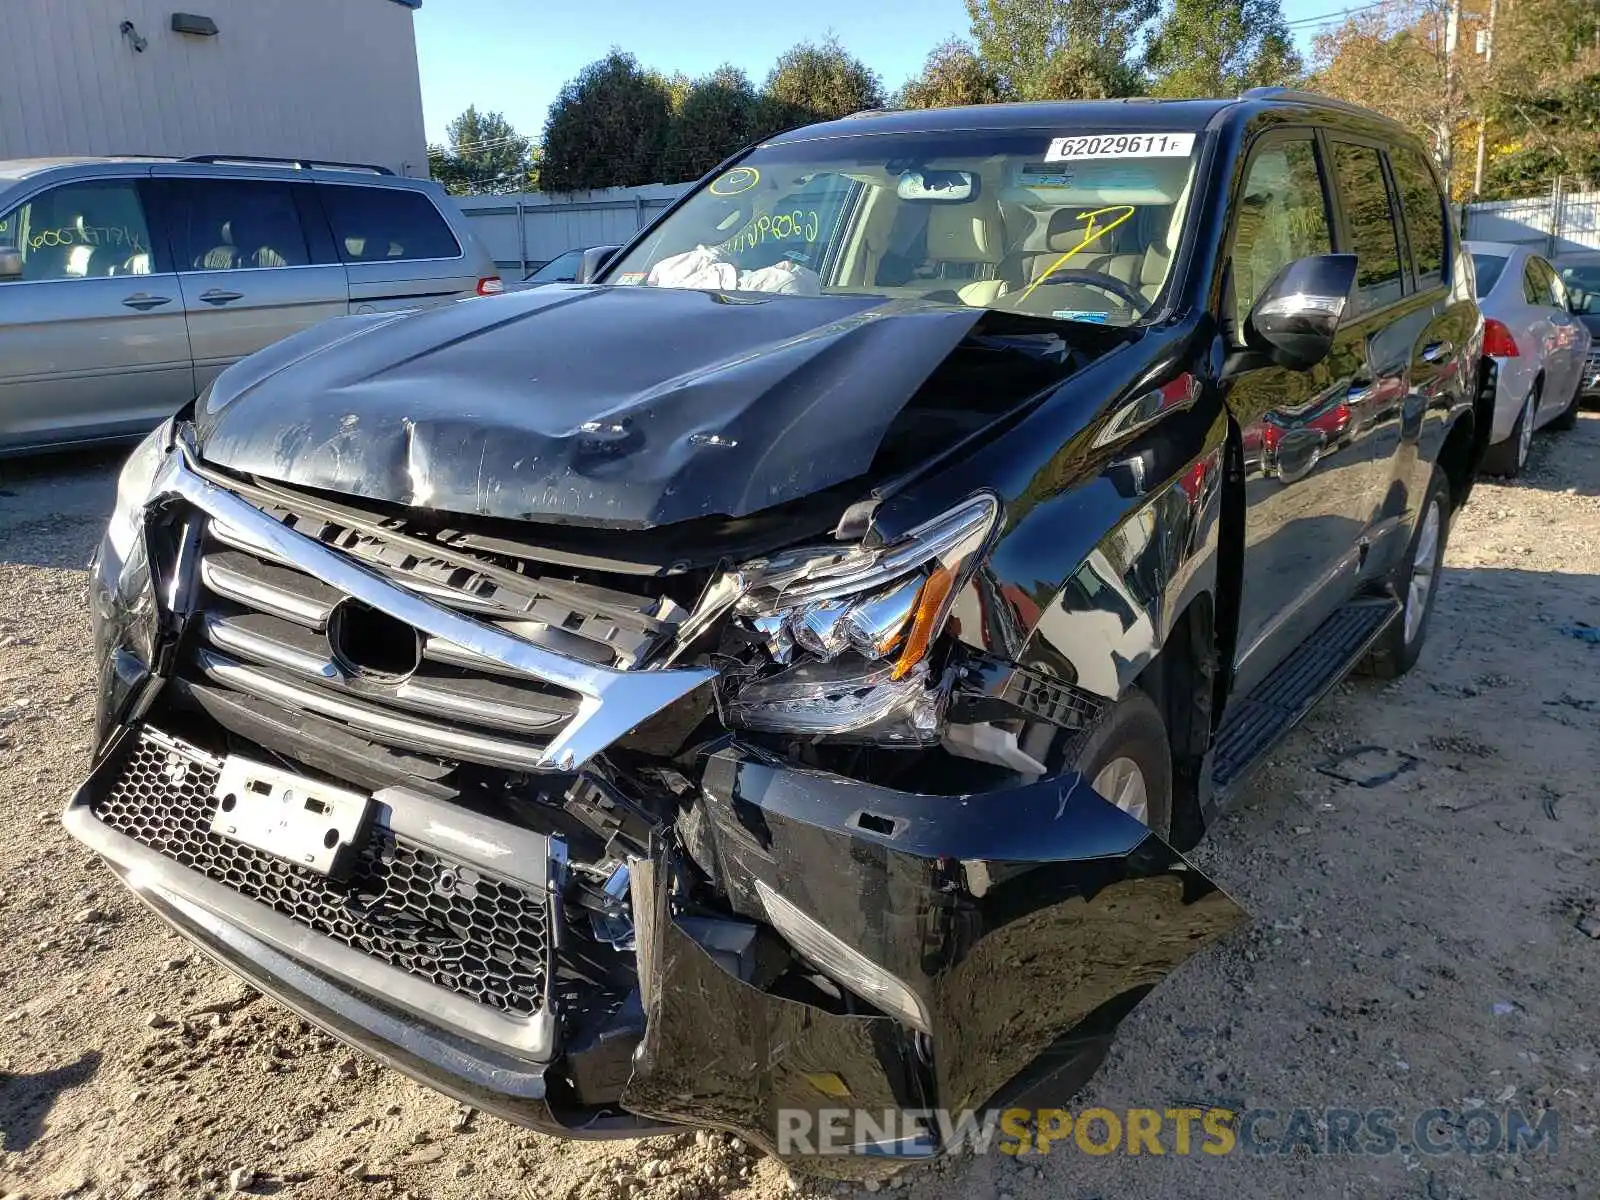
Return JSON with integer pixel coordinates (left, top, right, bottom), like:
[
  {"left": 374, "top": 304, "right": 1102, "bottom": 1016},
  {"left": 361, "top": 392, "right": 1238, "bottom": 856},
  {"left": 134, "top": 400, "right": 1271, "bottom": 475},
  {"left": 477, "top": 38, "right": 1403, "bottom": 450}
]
[{"left": 1020, "top": 205, "right": 1137, "bottom": 301}]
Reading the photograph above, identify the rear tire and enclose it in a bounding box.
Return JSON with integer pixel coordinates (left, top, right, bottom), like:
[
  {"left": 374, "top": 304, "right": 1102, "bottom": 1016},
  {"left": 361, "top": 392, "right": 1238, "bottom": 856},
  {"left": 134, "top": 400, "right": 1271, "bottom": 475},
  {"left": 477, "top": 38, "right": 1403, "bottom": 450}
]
[
  {"left": 1075, "top": 689, "right": 1173, "bottom": 839},
  {"left": 1481, "top": 382, "right": 1538, "bottom": 477},
  {"left": 1363, "top": 468, "right": 1450, "bottom": 679}
]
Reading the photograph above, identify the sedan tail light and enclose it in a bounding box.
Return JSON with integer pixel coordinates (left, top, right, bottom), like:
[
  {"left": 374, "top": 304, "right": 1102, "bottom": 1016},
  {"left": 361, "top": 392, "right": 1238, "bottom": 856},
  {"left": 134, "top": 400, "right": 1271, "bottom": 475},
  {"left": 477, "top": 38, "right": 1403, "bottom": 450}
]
[
  {"left": 476, "top": 276, "right": 504, "bottom": 296},
  {"left": 1483, "top": 317, "right": 1519, "bottom": 357}
]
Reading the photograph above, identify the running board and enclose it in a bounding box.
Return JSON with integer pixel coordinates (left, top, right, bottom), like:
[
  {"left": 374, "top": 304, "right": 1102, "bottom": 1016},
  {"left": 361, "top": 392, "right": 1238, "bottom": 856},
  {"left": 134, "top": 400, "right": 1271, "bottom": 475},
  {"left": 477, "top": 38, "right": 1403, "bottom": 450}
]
[{"left": 1211, "top": 599, "right": 1400, "bottom": 793}]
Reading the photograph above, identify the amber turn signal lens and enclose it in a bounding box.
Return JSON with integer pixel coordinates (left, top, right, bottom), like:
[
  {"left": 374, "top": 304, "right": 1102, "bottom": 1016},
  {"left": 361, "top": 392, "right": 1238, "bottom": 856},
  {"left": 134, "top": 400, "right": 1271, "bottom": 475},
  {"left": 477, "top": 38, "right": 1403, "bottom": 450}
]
[{"left": 891, "top": 563, "right": 957, "bottom": 680}]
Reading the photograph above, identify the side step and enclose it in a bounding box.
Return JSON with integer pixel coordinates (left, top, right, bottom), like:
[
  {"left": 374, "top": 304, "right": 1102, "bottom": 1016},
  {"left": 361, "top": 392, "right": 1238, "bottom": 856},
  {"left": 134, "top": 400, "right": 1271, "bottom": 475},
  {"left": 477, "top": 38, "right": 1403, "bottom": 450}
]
[{"left": 1210, "top": 599, "right": 1399, "bottom": 792}]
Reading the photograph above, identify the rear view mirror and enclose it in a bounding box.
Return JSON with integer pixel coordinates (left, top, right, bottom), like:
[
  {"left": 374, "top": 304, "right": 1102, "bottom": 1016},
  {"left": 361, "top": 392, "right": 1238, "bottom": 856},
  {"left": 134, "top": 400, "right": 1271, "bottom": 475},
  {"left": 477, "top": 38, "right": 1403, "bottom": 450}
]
[
  {"left": 0, "top": 248, "right": 21, "bottom": 281},
  {"left": 1567, "top": 288, "right": 1591, "bottom": 315},
  {"left": 1245, "top": 253, "right": 1358, "bottom": 371},
  {"left": 896, "top": 170, "right": 978, "bottom": 203},
  {"left": 575, "top": 245, "right": 620, "bottom": 284}
]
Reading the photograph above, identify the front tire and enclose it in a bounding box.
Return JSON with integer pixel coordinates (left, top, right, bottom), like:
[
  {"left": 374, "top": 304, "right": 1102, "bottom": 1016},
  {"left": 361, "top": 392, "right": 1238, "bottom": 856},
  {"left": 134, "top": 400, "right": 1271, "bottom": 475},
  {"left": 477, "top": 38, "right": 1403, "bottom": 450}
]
[
  {"left": 1363, "top": 468, "right": 1450, "bottom": 679},
  {"left": 1075, "top": 689, "right": 1173, "bottom": 838}
]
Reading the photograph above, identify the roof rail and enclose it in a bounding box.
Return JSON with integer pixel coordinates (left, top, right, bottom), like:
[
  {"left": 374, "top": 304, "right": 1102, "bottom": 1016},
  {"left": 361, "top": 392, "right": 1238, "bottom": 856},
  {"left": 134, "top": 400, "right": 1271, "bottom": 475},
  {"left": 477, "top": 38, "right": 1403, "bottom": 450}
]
[
  {"left": 180, "top": 154, "right": 394, "bottom": 175},
  {"left": 1238, "top": 87, "right": 1382, "bottom": 118},
  {"left": 843, "top": 109, "right": 897, "bottom": 120}
]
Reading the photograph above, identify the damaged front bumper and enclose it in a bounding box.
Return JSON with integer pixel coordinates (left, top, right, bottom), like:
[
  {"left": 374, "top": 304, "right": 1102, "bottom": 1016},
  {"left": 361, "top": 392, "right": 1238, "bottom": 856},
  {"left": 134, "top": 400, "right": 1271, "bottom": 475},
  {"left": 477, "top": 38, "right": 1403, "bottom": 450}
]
[
  {"left": 67, "top": 722, "right": 1243, "bottom": 1172},
  {"left": 68, "top": 430, "right": 1246, "bottom": 1175}
]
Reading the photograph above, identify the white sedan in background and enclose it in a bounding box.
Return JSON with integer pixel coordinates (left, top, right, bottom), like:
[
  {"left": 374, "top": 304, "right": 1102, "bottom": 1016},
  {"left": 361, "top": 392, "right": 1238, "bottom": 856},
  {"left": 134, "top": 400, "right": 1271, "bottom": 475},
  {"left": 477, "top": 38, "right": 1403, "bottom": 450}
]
[{"left": 1466, "top": 240, "right": 1590, "bottom": 476}]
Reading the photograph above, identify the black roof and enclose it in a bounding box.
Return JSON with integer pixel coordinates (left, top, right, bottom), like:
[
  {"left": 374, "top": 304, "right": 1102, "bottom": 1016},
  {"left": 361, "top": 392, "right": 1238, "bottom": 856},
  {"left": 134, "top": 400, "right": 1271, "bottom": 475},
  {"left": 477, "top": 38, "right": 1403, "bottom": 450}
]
[
  {"left": 764, "top": 90, "right": 1402, "bottom": 146},
  {"left": 765, "top": 98, "right": 1239, "bottom": 144}
]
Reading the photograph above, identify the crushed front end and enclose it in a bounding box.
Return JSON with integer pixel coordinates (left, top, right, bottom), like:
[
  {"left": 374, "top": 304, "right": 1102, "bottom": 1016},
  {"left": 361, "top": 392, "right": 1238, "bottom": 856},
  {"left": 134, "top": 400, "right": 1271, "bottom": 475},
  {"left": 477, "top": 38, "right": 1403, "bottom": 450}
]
[{"left": 70, "top": 419, "right": 1244, "bottom": 1173}]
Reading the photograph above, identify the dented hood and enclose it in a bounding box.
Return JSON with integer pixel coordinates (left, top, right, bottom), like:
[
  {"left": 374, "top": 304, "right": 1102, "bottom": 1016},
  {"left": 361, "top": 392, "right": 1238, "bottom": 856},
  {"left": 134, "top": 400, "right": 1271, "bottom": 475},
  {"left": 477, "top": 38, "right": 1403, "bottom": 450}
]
[{"left": 193, "top": 285, "right": 988, "bottom": 528}]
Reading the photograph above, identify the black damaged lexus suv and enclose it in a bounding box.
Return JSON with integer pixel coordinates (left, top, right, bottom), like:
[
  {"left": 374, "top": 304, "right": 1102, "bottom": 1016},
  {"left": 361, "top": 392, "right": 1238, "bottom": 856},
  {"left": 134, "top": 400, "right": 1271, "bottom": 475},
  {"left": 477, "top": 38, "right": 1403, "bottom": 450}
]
[{"left": 70, "top": 88, "right": 1487, "bottom": 1173}]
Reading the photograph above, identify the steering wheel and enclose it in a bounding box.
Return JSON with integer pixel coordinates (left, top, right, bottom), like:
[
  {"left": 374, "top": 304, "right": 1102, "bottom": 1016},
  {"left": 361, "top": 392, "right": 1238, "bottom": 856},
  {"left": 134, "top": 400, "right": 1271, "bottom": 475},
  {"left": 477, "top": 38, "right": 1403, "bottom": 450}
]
[{"left": 1021, "top": 267, "right": 1149, "bottom": 315}]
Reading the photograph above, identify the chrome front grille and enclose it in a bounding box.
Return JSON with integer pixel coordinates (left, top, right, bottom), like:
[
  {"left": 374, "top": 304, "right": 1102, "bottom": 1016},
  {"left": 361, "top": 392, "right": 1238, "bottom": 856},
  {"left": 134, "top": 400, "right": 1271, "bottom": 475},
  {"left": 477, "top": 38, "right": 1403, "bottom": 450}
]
[
  {"left": 155, "top": 453, "right": 716, "bottom": 773},
  {"left": 190, "top": 528, "right": 583, "bottom": 769}
]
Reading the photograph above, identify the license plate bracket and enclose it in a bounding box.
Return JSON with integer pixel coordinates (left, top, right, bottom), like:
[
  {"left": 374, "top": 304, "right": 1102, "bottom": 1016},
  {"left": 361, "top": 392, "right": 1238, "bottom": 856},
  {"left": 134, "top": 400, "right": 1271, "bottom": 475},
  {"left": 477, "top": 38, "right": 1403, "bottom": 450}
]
[{"left": 210, "top": 757, "right": 371, "bottom": 878}]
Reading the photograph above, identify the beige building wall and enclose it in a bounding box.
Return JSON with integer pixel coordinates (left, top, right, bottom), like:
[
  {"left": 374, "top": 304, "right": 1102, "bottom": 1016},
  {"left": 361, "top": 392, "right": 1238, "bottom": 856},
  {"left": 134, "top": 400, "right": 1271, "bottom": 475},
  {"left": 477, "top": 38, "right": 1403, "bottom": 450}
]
[{"left": 0, "top": 0, "right": 428, "bottom": 176}]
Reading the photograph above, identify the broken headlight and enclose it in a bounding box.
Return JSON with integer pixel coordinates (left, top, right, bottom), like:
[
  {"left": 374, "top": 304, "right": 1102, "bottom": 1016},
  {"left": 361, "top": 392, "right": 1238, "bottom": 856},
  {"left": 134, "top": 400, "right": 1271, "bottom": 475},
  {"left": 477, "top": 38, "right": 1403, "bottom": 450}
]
[
  {"left": 721, "top": 494, "right": 1000, "bottom": 741},
  {"left": 90, "top": 419, "right": 174, "bottom": 745}
]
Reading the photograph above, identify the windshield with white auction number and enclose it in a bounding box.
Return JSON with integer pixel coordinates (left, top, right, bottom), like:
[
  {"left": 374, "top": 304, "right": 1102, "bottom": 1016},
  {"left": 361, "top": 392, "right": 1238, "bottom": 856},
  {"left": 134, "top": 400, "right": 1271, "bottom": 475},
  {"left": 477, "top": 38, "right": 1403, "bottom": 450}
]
[{"left": 601, "top": 129, "right": 1202, "bottom": 326}]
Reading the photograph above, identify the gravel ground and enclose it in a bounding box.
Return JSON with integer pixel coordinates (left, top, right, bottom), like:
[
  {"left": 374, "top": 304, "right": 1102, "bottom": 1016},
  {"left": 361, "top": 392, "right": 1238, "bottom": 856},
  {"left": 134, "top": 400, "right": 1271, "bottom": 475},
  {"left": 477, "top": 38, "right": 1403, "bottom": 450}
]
[{"left": 2, "top": 414, "right": 1598, "bottom": 1200}]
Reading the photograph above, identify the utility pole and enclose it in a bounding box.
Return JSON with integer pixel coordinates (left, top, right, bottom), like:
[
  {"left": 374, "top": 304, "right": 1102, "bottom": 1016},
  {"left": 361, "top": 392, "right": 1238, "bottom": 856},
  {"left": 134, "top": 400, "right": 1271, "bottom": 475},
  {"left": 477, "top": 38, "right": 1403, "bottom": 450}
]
[
  {"left": 1442, "top": 0, "right": 1463, "bottom": 195},
  {"left": 1472, "top": 0, "right": 1500, "bottom": 197}
]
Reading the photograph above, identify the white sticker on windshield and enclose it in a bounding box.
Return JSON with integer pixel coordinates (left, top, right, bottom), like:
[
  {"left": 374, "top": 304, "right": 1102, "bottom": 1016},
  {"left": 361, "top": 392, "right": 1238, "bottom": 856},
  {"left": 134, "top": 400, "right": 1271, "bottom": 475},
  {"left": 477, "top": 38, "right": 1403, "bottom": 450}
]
[{"left": 1045, "top": 133, "right": 1196, "bottom": 162}]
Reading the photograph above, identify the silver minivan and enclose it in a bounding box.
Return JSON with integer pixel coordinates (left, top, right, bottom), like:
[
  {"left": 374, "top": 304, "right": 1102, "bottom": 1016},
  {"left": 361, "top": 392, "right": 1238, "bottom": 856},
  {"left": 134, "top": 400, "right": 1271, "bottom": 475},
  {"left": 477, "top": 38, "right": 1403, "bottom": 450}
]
[{"left": 0, "top": 155, "right": 499, "bottom": 454}]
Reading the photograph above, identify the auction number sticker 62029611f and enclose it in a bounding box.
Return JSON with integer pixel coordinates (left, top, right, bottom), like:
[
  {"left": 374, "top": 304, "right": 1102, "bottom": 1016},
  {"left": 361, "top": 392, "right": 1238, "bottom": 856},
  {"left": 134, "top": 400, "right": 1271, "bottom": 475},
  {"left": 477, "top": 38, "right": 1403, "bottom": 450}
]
[{"left": 1045, "top": 132, "right": 1196, "bottom": 161}]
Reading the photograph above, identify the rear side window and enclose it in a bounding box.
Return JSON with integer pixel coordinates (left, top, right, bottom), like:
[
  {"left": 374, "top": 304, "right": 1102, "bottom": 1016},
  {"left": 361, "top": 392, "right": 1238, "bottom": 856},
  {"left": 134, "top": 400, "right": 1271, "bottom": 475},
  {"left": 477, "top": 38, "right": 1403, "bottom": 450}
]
[
  {"left": 1229, "top": 137, "right": 1332, "bottom": 334},
  {"left": 1331, "top": 142, "right": 1404, "bottom": 314},
  {"left": 318, "top": 186, "right": 460, "bottom": 263},
  {"left": 0, "top": 181, "right": 154, "bottom": 281},
  {"left": 1471, "top": 253, "right": 1507, "bottom": 296},
  {"left": 170, "top": 179, "right": 310, "bottom": 270},
  {"left": 1389, "top": 147, "right": 1446, "bottom": 290},
  {"left": 1524, "top": 258, "right": 1561, "bottom": 308}
]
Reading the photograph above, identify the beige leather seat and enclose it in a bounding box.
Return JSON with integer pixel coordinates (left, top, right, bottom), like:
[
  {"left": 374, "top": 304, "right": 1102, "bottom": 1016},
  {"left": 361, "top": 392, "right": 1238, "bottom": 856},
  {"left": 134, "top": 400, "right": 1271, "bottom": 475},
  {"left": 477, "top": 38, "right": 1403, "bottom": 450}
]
[{"left": 924, "top": 193, "right": 1008, "bottom": 306}]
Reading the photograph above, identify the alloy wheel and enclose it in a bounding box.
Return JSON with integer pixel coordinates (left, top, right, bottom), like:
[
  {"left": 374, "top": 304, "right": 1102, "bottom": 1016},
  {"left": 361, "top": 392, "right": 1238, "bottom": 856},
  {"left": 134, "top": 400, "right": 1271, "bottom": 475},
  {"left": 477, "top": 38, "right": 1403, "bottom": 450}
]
[
  {"left": 1092, "top": 756, "right": 1150, "bottom": 825},
  {"left": 1403, "top": 498, "right": 1442, "bottom": 645},
  {"left": 1517, "top": 392, "right": 1535, "bottom": 469}
]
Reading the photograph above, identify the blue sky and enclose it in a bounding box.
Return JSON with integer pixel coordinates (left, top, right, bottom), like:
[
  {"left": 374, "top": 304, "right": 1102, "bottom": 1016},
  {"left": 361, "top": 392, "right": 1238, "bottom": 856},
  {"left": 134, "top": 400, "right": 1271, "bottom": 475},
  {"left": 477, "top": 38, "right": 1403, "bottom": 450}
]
[{"left": 415, "top": 0, "right": 1344, "bottom": 145}]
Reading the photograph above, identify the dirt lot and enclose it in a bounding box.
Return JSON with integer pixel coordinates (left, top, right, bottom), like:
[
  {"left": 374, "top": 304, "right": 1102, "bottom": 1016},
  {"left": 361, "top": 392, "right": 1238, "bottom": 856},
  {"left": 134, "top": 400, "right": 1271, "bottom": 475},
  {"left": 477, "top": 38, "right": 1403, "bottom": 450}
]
[{"left": 2, "top": 414, "right": 1599, "bottom": 1200}]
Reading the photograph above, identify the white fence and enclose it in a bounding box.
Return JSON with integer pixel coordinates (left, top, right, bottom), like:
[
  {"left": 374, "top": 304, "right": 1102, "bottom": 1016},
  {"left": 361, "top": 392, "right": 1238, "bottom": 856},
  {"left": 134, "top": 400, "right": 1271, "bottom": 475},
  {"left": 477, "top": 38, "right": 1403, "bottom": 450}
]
[
  {"left": 1462, "top": 181, "right": 1600, "bottom": 255},
  {"left": 452, "top": 184, "right": 692, "bottom": 276}
]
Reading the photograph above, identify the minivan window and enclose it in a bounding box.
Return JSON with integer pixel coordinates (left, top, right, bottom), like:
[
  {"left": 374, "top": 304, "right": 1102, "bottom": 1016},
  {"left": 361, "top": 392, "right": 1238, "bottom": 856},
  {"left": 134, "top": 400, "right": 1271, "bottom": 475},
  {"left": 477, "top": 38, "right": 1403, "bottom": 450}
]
[
  {"left": 1389, "top": 147, "right": 1446, "bottom": 290},
  {"left": 1471, "top": 253, "right": 1507, "bottom": 296},
  {"left": 1230, "top": 138, "right": 1331, "bottom": 334},
  {"left": 1331, "top": 142, "right": 1404, "bottom": 314},
  {"left": 171, "top": 179, "right": 310, "bottom": 270},
  {"left": 0, "top": 181, "right": 153, "bottom": 281},
  {"left": 319, "top": 186, "right": 460, "bottom": 263}
]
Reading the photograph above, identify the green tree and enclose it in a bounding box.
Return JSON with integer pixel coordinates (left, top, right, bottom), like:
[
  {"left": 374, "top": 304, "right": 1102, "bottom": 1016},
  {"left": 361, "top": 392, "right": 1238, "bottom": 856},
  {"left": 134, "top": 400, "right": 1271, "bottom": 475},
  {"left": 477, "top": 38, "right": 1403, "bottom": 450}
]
[
  {"left": 965, "top": 0, "right": 1161, "bottom": 99},
  {"left": 756, "top": 36, "right": 887, "bottom": 135},
  {"left": 898, "top": 37, "right": 1008, "bottom": 108},
  {"left": 662, "top": 65, "right": 761, "bottom": 182},
  {"left": 428, "top": 106, "right": 535, "bottom": 195},
  {"left": 541, "top": 51, "right": 675, "bottom": 192},
  {"left": 1146, "top": 0, "right": 1302, "bottom": 98}
]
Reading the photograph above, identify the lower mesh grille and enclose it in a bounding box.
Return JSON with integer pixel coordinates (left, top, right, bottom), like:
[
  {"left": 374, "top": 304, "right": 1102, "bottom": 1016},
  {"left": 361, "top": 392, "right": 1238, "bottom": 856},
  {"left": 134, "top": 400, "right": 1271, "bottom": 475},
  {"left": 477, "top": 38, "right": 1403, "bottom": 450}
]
[{"left": 94, "top": 730, "right": 550, "bottom": 1016}]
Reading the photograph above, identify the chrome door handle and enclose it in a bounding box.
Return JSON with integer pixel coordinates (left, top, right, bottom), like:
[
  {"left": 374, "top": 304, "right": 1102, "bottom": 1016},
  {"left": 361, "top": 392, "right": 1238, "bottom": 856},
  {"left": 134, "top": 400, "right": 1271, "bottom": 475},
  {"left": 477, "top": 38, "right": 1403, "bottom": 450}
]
[
  {"left": 199, "top": 289, "right": 244, "bottom": 305},
  {"left": 121, "top": 292, "right": 173, "bottom": 310},
  {"left": 1420, "top": 340, "right": 1453, "bottom": 363}
]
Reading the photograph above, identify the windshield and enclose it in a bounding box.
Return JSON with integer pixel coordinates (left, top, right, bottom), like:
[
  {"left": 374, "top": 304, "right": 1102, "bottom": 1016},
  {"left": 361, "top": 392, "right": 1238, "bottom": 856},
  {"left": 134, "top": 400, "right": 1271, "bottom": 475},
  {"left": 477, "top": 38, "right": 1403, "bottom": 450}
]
[
  {"left": 1471, "top": 253, "right": 1507, "bottom": 297},
  {"left": 528, "top": 248, "right": 584, "bottom": 284},
  {"left": 602, "top": 129, "right": 1202, "bottom": 326}
]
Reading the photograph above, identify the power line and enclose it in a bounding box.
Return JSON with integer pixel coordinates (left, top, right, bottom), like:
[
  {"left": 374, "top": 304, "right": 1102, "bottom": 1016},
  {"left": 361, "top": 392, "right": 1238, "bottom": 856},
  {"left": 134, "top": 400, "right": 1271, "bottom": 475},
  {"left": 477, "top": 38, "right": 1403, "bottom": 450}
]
[{"left": 1284, "top": 1, "right": 1390, "bottom": 28}]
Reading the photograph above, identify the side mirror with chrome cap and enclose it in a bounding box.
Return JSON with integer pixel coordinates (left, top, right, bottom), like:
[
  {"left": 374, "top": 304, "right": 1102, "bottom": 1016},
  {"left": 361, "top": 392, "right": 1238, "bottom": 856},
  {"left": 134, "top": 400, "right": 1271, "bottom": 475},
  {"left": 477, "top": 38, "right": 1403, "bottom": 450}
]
[
  {"left": 1243, "top": 253, "right": 1359, "bottom": 371},
  {"left": 0, "top": 248, "right": 22, "bottom": 281}
]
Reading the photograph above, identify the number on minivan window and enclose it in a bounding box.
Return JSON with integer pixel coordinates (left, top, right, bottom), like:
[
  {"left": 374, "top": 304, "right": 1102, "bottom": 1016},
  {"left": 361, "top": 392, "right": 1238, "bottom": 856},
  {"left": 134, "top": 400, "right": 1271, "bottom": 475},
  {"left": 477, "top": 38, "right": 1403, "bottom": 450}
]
[{"left": 0, "top": 181, "right": 154, "bottom": 281}]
